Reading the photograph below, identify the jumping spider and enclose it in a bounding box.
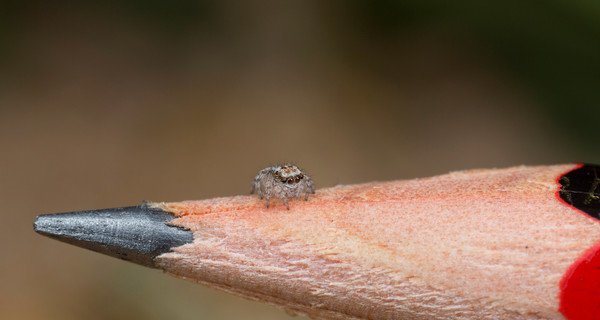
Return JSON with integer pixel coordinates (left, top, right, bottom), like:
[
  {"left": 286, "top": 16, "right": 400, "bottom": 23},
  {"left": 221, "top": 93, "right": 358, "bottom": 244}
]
[{"left": 250, "top": 164, "right": 315, "bottom": 210}]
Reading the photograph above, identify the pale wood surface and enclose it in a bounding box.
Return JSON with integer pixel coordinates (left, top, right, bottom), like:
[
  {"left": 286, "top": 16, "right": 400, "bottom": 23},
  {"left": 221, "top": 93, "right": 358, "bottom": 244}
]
[{"left": 153, "top": 164, "right": 598, "bottom": 320}]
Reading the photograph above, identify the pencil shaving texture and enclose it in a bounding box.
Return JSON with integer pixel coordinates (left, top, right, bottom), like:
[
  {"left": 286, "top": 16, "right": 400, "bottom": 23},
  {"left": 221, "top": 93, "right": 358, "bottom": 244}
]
[{"left": 154, "top": 164, "right": 596, "bottom": 320}]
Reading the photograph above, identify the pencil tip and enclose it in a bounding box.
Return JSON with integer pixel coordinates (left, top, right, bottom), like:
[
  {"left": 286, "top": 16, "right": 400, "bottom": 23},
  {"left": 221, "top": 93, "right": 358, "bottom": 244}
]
[{"left": 34, "top": 205, "right": 193, "bottom": 268}]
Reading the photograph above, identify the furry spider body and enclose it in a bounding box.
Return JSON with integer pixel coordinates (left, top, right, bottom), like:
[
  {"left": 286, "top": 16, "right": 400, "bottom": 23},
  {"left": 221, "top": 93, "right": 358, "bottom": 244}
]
[{"left": 250, "top": 164, "right": 315, "bottom": 210}]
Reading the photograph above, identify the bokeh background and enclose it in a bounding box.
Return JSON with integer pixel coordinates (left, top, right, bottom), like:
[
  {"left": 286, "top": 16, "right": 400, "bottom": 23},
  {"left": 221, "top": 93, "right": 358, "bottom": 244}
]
[{"left": 3, "top": 1, "right": 600, "bottom": 319}]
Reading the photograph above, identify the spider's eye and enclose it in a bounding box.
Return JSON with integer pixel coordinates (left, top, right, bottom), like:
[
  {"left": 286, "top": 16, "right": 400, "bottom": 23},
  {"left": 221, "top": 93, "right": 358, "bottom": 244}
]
[{"left": 288, "top": 179, "right": 294, "bottom": 184}]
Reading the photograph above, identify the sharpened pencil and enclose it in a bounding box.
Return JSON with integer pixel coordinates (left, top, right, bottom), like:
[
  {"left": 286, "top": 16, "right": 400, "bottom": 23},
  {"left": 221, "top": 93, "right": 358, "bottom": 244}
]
[{"left": 34, "top": 164, "right": 600, "bottom": 320}]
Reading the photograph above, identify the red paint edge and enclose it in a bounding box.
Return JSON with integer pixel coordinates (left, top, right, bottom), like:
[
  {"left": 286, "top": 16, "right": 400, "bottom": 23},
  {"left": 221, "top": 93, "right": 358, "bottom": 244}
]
[{"left": 557, "top": 163, "right": 600, "bottom": 320}]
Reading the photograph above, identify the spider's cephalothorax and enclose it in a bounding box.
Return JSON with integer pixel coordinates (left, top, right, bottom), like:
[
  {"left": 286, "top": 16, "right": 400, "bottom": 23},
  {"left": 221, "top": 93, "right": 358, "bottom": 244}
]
[{"left": 250, "top": 164, "right": 315, "bottom": 210}]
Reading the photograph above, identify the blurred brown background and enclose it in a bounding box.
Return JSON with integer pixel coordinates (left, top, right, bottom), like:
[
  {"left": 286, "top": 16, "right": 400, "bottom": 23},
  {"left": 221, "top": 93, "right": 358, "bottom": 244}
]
[{"left": 2, "top": 1, "right": 600, "bottom": 319}]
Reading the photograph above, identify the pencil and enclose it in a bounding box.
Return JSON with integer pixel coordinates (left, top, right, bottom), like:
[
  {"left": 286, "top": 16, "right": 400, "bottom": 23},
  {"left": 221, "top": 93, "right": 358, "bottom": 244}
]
[{"left": 33, "top": 164, "right": 600, "bottom": 320}]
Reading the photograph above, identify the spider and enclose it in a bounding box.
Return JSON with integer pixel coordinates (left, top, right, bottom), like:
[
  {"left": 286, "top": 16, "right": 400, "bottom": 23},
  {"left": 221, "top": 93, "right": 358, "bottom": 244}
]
[{"left": 250, "top": 164, "right": 315, "bottom": 210}]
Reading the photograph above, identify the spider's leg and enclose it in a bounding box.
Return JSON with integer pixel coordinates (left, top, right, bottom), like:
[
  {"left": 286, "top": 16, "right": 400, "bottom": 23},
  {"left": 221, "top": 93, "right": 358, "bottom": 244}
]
[
  {"left": 283, "top": 198, "right": 290, "bottom": 210},
  {"left": 265, "top": 196, "right": 270, "bottom": 208},
  {"left": 308, "top": 178, "right": 316, "bottom": 194}
]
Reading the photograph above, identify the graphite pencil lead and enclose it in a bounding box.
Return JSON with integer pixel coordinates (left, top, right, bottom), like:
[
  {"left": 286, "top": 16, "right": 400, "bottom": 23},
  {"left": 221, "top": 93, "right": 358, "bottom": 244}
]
[{"left": 33, "top": 205, "right": 193, "bottom": 268}]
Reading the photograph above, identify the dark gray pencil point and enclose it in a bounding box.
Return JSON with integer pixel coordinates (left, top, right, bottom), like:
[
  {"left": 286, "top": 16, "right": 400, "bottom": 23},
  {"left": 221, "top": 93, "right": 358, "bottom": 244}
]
[{"left": 33, "top": 205, "right": 194, "bottom": 268}]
